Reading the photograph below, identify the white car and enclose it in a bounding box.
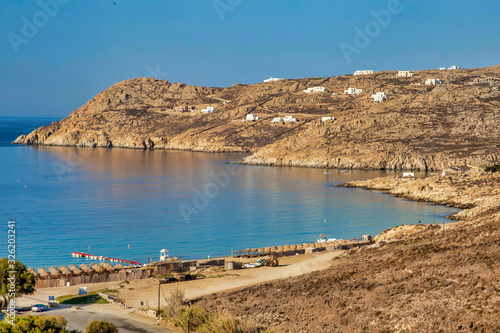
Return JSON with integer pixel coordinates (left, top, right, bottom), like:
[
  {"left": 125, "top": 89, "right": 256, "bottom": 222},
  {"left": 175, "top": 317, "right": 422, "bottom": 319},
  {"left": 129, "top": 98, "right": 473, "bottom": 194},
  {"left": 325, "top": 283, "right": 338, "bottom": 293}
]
[{"left": 31, "top": 304, "right": 48, "bottom": 312}]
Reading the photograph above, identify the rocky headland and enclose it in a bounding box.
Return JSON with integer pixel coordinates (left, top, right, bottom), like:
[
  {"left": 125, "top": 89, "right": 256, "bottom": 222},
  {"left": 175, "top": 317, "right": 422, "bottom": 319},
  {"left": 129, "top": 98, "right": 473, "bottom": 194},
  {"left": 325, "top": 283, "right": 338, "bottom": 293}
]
[{"left": 14, "top": 65, "right": 500, "bottom": 171}]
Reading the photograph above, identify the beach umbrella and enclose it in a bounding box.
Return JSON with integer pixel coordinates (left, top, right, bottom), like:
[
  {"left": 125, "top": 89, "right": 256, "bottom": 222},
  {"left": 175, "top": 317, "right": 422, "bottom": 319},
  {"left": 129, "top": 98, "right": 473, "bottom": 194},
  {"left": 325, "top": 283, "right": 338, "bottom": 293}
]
[
  {"left": 79, "top": 264, "right": 94, "bottom": 274},
  {"left": 125, "top": 264, "right": 135, "bottom": 269},
  {"left": 90, "top": 263, "right": 104, "bottom": 274},
  {"left": 37, "top": 267, "right": 49, "bottom": 279},
  {"left": 58, "top": 266, "right": 73, "bottom": 276},
  {"left": 289, "top": 244, "right": 296, "bottom": 251},
  {"left": 99, "top": 262, "right": 115, "bottom": 272},
  {"left": 69, "top": 264, "right": 83, "bottom": 275},
  {"left": 114, "top": 264, "right": 125, "bottom": 270},
  {"left": 48, "top": 266, "right": 61, "bottom": 278},
  {"left": 27, "top": 267, "right": 39, "bottom": 278}
]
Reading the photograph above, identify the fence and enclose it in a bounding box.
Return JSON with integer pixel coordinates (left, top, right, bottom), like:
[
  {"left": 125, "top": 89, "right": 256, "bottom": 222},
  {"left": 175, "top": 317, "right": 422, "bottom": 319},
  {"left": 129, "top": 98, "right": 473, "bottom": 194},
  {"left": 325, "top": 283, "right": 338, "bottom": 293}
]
[{"left": 35, "top": 263, "right": 177, "bottom": 289}]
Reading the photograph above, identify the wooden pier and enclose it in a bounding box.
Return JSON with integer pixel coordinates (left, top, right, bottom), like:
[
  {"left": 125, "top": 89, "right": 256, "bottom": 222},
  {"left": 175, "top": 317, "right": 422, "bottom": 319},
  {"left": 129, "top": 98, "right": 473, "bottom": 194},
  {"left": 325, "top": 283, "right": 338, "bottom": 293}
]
[{"left": 71, "top": 252, "right": 142, "bottom": 265}]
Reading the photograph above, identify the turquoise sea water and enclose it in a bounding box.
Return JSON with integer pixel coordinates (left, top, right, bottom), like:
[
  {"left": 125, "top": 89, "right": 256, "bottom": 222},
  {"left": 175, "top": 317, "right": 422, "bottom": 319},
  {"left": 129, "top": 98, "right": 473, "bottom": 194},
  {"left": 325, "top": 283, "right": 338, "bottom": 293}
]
[{"left": 0, "top": 118, "right": 459, "bottom": 269}]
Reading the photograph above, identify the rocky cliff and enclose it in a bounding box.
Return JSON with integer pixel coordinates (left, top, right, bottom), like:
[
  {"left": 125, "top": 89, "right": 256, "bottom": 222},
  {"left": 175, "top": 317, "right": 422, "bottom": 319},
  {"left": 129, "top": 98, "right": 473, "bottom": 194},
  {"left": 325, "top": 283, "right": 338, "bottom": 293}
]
[{"left": 14, "top": 65, "right": 500, "bottom": 170}]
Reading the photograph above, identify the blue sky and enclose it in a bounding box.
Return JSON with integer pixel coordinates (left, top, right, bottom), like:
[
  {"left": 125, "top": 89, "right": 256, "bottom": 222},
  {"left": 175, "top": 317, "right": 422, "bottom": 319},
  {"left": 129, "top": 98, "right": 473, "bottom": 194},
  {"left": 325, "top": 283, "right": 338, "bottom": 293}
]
[{"left": 1, "top": 0, "right": 499, "bottom": 117}]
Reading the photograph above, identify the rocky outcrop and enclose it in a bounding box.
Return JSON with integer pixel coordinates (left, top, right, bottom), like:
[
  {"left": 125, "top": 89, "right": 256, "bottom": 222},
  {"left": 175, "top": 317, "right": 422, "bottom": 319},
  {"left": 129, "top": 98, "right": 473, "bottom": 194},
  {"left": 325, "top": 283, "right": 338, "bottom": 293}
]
[
  {"left": 339, "top": 171, "right": 500, "bottom": 221},
  {"left": 14, "top": 66, "right": 500, "bottom": 170}
]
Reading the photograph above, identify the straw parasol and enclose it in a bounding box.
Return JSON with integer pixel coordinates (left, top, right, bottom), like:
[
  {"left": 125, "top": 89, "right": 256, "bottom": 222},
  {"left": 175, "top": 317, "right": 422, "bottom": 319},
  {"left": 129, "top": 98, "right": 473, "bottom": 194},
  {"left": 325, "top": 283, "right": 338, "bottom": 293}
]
[
  {"left": 58, "top": 266, "right": 73, "bottom": 276},
  {"left": 89, "top": 263, "right": 104, "bottom": 274},
  {"left": 27, "top": 267, "right": 39, "bottom": 278},
  {"left": 37, "top": 267, "right": 49, "bottom": 279},
  {"left": 289, "top": 244, "right": 296, "bottom": 251},
  {"left": 48, "top": 266, "right": 61, "bottom": 278},
  {"left": 125, "top": 264, "right": 135, "bottom": 269},
  {"left": 114, "top": 264, "right": 125, "bottom": 270},
  {"left": 99, "top": 262, "right": 115, "bottom": 272},
  {"left": 69, "top": 264, "right": 83, "bottom": 275},
  {"left": 79, "top": 264, "right": 94, "bottom": 274}
]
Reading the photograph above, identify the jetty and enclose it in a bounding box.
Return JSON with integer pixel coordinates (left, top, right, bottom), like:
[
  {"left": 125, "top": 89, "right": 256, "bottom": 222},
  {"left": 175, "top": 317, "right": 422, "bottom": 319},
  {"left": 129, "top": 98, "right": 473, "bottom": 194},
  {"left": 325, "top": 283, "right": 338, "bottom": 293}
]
[{"left": 70, "top": 252, "right": 142, "bottom": 265}]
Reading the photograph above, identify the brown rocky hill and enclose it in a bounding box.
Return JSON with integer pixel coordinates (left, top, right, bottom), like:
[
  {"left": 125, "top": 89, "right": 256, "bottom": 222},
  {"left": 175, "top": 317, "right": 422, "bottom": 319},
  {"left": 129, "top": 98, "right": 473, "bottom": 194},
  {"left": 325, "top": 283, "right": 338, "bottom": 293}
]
[{"left": 14, "top": 65, "right": 500, "bottom": 170}]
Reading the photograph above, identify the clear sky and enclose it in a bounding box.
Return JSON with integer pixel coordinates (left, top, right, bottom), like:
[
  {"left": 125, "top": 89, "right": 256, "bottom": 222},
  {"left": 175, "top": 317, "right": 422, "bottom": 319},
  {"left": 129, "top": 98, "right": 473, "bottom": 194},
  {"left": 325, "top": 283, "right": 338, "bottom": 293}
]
[{"left": 1, "top": 0, "right": 499, "bottom": 117}]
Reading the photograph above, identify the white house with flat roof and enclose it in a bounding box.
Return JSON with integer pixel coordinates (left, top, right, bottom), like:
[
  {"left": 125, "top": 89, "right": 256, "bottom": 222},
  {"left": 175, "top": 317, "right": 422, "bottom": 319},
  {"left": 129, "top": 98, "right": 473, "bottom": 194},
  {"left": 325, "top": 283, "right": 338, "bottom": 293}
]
[
  {"left": 263, "top": 77, "right": 284, "bottom": 83},
  {"left": 321, "top": 117, "right": 335, "bottom": 122},
  {"left": 201, "top": 106, "right": 215, "bottom": 113},
  {"left": 283, "top": 116, "right": 297, "bottom": 122},
  {"left": 246, "top": 114, "right": 259, "bottom": 121},
  {"left": 344, "top": 87, "right": 363, "bottom": 95},
  {"left": 397, "top": 71, "right": 414, "bottom": 77},
  {"left": 353, "top": 70, "right": 373, "bottom": 75},
  {"left": 271, "top": 117, "right": 281, "bottom": 124},
  {"left": 425, "top": 79, "right": 442, "bottom": 85},
  {"left": 448, "top": 66, "right": 460, "bottom": 70},
  {"left": 303, "top": 86, "right": 325, "bottom": 93},
  {"left": 371, "top": 92, "right": 387, "bottom": 103}
]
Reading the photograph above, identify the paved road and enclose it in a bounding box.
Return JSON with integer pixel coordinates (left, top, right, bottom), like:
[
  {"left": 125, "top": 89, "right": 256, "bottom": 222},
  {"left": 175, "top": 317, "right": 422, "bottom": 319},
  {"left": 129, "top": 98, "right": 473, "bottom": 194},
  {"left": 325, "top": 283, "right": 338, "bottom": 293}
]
[{"left": 10, "top": 305, "right": 172, "bottom": 333}]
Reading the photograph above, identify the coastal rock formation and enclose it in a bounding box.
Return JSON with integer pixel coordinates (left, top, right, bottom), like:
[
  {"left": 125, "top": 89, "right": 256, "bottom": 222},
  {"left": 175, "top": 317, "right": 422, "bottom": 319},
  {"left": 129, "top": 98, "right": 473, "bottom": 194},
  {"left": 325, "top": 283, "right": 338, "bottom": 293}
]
[
  {"left": 340, "top": 172, "right": 500, "bottom": 221},
  {"left": 15, "top": 66, "right": 500, "bottom": 170}
]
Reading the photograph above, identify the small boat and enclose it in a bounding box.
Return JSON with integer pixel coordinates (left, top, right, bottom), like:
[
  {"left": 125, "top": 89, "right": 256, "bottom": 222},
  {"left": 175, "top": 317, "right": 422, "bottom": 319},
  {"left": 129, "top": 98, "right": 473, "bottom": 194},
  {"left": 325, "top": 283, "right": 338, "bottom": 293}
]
[
  {"left": 340, "top": 170, "right": 348, "bottom": 173},
  {"left": 324, "top": 172, "right": 331, "bottom": 175}
]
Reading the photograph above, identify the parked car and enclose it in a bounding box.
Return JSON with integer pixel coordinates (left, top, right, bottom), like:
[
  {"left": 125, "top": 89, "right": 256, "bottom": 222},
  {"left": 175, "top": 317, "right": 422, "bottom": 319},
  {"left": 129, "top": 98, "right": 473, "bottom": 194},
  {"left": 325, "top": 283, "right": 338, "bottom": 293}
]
[{"left": 31, "top": 304, "right": 48, "bottom": 312}]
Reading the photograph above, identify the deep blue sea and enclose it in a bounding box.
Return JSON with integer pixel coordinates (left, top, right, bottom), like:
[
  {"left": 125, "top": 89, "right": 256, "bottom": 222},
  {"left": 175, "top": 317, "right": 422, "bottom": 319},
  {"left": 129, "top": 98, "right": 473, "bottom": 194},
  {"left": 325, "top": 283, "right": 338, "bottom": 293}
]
[{"left": 0, "top": 117, "right": 459, "bottom": 270}]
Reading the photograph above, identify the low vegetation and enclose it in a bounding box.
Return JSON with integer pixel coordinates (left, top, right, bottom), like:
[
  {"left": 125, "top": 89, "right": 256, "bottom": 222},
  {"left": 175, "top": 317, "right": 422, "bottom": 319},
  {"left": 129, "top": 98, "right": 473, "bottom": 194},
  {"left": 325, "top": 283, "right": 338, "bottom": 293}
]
[
  {"left": 162, "top": 288, "right": 272, "bottom": 332},
  {"left": 172, "top": 306, "right": 274, "bottom": 333},
  {"left": 484, "top": 164, "right": 500, "bottom": 172},
  {"left": 0, "top": 315, "right": 116, "bottom": 333},
  {"left": 56, "top": 292, "right": 109, "bottom": 305}
]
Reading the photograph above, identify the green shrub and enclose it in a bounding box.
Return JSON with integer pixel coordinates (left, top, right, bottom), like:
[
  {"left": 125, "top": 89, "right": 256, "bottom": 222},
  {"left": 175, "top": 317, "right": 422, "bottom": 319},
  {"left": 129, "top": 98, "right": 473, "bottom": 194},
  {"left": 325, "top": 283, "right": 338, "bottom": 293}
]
[
  {"left": 164, "top": 287, "right": 185, "bottom": 318},
  {"left": 86, "top": 320, "right": 118, "bottom": 333},
  {"left": 484, "top": 164, "right": 500, "bottom": 172},
  {"left": 172, "top": 306, "right": 210, "bottom": 331},
  {"left": 0, "top": 315, "right": 79, "bottom": 333}
]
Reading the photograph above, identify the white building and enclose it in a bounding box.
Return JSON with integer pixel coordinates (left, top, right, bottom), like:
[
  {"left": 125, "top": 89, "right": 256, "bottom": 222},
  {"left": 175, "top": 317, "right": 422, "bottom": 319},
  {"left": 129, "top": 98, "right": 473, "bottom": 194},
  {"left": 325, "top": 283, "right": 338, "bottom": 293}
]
[
  {"left": 353, "top": 70, "right": 374, "bottom": 76},
  {"left": 303, "top": 86, "right": 325, "bottom": 93},
  {"left": 321, "top": 117, "right": 335, "bottom": 122},
  {"left": 397, "top": 71, "right": 414, "bottom": 77},
  {"left": 439, "top": 67, "right": 446, "bottom": 70},
  {"left": 425, "top": 79, "right": 442, "bottom": 85},
  {"left": 344, "top": 87, "right": 363, "bottom": 95},
  {"left": 201, "top": 106, "right": 215, "bottom": 113},
  {"left": 371, "top": 92, "right": 387, "bottom": 103},
  {"left": 283, "top": 116, "right": 297, "bottom": 122},
  {"left": 246, "top": 114, "right": 259, "bottom": 121},
  {"left": 263, "top": 77, "right": 284, "bottom": 83},
  {"left": 448, "top": 65, "right": 460, "bottom": 70},
  {"left": 271, "top": 117, "right": 282, "bottom": 124}
]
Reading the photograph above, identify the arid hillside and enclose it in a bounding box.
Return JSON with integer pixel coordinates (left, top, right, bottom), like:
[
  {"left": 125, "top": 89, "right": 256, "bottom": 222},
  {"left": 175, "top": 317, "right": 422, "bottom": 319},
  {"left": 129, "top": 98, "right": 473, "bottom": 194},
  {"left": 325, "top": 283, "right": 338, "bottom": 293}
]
[
  {"left": 194, "top": 172, "right": 500, "bottom": 332},
  {"left": 15, "top": 65, "right": 500, "bottom": 171}
]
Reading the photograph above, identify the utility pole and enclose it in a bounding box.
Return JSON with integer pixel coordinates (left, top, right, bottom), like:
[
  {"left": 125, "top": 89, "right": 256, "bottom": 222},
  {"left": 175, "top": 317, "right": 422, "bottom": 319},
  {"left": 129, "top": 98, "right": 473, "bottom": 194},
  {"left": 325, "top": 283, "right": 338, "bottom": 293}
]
[{"left": 157, "top": 281, "right": 160, "bottom": 325}]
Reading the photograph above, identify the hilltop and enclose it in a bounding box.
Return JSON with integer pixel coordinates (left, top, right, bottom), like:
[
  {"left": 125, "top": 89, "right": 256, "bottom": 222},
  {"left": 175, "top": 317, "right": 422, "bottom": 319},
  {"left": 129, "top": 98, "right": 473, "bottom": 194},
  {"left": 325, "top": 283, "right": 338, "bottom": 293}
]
[{"left": 14, "top": 65, "right": 500, "bottom": 171}]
